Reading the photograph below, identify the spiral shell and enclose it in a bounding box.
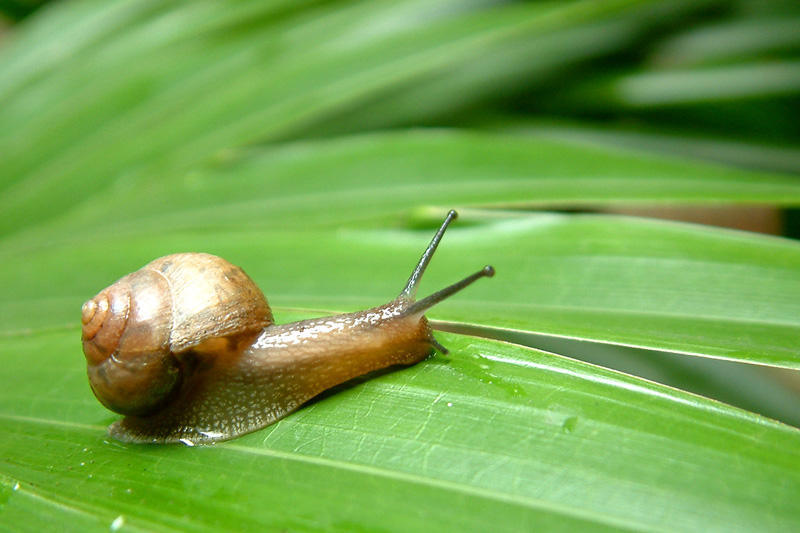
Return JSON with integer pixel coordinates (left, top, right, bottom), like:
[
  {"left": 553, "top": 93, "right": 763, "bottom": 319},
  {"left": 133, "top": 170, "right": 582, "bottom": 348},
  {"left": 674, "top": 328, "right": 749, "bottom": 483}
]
[{"left": 81, "top": 253, "right": 273, "bottom": 417}]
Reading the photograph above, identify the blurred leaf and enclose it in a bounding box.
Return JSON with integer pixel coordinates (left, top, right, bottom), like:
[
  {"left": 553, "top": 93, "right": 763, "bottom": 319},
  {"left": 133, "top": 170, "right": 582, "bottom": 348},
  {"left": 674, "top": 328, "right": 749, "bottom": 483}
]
[
  {"left": 0, "top": 0, "right": 715, "bottom": 236},
  {"left": 648, "top": 16, "right": 800, "bottom": 67},
  {"left": 587, "top": 61, "right": 800, "bottom": 107},
  {"left": 506, "top": 120, "right": 800, "bottom": 174},
  {"left": 0, "top": 0, "right": 50, "bottom": 21},
  {"left": 4, "top": 129, "right": 800, "bottom": 250}
]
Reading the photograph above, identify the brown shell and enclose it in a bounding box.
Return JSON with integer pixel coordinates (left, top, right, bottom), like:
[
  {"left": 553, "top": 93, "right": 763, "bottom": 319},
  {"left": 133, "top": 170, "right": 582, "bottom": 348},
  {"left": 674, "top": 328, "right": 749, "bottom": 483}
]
[{"left": 81, "top": 253, "right": 273, "bottom": 417}]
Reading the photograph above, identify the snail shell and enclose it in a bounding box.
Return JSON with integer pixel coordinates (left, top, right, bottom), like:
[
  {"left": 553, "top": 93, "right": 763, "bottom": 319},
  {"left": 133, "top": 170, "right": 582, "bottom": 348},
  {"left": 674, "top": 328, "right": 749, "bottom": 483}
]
[{"left": 82, "top": 253, "right": 272, "bottom": 416}]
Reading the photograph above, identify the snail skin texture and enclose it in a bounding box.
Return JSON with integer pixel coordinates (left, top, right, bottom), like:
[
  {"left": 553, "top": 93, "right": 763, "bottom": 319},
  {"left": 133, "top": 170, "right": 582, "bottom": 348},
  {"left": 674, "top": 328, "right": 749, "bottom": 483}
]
[{"left": 81, "top": 210, "right": 493, "bottom": 444}]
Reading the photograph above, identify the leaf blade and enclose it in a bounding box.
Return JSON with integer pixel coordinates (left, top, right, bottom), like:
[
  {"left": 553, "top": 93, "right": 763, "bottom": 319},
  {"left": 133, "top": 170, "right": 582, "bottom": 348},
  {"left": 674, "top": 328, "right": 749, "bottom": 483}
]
[{"left": 1, "top": 328, "right": 797, "bottom": 531}]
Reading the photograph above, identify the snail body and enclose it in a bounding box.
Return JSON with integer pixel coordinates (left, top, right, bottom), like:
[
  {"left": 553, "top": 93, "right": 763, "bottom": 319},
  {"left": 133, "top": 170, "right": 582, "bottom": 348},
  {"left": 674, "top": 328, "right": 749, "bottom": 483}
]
[{"left": 82, "top": 211, "right": 493, "bottom": 444}]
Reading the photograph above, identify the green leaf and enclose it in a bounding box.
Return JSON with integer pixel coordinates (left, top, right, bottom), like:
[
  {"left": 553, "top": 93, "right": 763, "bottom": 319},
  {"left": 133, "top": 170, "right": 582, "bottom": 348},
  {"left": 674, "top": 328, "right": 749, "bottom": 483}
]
[
  {"left": 4, "top": 129, "right": 800, "bottom": 249},
  {"left": 507, "top": 120, "right": 800, "bottom": 174},
  {"left": 2, "top": 329, "right": 798, "bottom": 531},
  {"left": 647, "top": 16, "right": 800, "bottom": 67},
  {"left": 571, "top": 61, "right": 800, "bottom": 108},
  {"left": 4, "top": 213, "right": 799, "bottom": 367},
  {"left": 0, "top": 0, "right": 715, "bottom": 236}
]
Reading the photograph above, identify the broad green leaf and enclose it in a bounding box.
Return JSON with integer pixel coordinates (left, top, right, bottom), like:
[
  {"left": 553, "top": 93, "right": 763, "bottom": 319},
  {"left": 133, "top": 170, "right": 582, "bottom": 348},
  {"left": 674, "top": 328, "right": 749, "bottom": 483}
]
[
  {"left": 1, "top": 327, "right": 798, "bottom": 532},
  {"left": 3, "top": 214, "right": 799, "bottom": 369}
]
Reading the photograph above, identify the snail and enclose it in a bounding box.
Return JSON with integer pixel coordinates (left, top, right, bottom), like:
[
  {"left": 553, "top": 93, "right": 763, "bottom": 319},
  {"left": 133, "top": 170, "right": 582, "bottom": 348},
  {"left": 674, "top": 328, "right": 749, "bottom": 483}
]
[{"left": 81, "top": 210, "right": 493, "bottom": 444}]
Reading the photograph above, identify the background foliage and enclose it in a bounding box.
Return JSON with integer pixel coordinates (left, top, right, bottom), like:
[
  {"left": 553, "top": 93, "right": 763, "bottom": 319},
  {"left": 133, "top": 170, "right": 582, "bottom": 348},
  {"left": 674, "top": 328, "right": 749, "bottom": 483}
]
[{"left": 1, "top": 0, "right": 799, "bottom": 531}]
